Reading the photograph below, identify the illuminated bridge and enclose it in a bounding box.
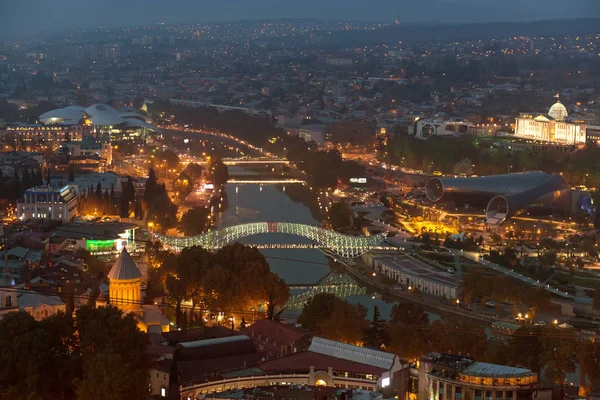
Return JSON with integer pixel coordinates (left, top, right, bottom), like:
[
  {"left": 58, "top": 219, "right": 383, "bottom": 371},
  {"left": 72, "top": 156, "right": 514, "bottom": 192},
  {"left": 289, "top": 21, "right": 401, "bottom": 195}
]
[
  {"left": 155, "top": 222, "right": 387, "bottom": 260},
  {"left": 196, "top": 159, "right": 289, "bottom": 166},
  {"left": 285, "top": 273, "right": 368, "bottom": 310}
]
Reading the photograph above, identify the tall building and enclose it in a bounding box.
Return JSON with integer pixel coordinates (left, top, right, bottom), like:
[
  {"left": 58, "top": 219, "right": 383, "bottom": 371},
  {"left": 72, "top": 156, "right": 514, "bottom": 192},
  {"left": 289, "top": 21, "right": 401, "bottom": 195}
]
[
  {"left": 17, "top": 185, "right": 78, "bottom": 222},
  {"left": 514, "top": 100, "right": 587, "bottom": 144}
]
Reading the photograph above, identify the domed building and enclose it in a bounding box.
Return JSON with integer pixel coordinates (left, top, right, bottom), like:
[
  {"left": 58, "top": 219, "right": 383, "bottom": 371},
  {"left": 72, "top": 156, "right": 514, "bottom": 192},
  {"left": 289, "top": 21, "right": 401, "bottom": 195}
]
[
  {"left": 107, "top": 248, "right": 142, "bottom": 311},
  {"left": 514, "top": 98, "right": 587, "bottom": 144},
  {"left": 548, "top": 101, "right": 568, "bottom": 121},
  {"left": 107, "top": 249, "right": 170, "bottom": 333}
]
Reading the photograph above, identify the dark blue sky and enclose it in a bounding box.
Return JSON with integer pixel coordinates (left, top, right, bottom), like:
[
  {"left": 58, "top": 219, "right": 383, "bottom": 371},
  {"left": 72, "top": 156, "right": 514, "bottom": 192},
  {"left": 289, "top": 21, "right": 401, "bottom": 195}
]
[{"left": 1, "top": 0, "right": 599, "bottom": 38}]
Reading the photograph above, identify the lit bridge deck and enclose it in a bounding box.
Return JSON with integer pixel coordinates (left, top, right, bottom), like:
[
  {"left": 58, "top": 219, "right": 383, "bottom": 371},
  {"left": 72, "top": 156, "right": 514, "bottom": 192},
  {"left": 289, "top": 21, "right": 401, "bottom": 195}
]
[
  {"left": 228, "top": 179, "right": 305, "bottom": 184},
  {"left": 285, "top": 272, "right": 372, "bottom": 310},
  {"left": 155, "top": 222, "right": 389, "bottom": 260},
  {"left": 196, "top": 159, "right": 289, "bottom": 165}
]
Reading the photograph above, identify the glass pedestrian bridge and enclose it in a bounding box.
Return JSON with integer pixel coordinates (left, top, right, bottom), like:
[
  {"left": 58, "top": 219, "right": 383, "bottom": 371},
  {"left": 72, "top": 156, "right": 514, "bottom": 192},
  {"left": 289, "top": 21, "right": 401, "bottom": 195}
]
[{"left": 154, "top": 221, "right": 387, "bottom": 260}]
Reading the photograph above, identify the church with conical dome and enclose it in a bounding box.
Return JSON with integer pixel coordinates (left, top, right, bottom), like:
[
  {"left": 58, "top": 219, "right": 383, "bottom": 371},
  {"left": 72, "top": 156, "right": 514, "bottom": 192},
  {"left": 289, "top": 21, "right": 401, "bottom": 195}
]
[
  {"left": 106, "top": 249, "right": 170, "bottom": 333},
  {"left": 514, "top": 97, "right": 588, "bottom": 144}
]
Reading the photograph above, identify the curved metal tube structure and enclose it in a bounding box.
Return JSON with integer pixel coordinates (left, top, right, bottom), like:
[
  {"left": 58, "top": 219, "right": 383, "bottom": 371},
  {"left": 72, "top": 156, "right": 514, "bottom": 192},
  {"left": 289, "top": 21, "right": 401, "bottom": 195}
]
[
  {"left": 485, "top": 173, "right": 568, "bottom": 225},
  {"left": 425, "top": 171, "right": 550, "bottom": 202},
  {"left": 155, "top": 222, "right": 387, "bottom": 259}
]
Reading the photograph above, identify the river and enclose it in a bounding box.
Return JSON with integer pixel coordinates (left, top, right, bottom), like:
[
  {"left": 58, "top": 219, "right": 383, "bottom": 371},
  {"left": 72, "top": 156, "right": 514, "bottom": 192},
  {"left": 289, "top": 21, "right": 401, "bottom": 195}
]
[{"left": 213, "top": 181, "right": 437, "bottom": 321}]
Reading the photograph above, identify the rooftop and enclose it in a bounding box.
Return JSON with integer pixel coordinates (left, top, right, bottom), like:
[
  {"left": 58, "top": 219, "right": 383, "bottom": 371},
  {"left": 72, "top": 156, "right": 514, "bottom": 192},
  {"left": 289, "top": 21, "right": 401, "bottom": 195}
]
[
  {"left": 308, "top": 337, "right": 397, "bottom": 370},
  {"left": 460, "top": 362, "right": 535, "bottom": 378},
  {"left": 178, "top": 334, "right": 250, "bottom": 349},
  {"left": 260, "top": 350, "right": 386, "bottom": 375},
  {"left": 107, "top": 249, "right": 141, "bottom": 280}
]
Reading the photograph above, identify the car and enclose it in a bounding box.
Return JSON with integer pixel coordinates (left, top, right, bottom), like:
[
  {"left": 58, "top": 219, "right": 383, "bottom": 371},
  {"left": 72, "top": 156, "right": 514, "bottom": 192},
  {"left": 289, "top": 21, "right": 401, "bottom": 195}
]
[
  {"left": 392, "top": 285, "right": 403, "bottom": 291},
  {"left": 534, "top": 321, "right": 546, "bottom": 326},
  {"left": 485, "top": 301, "right": 496, "bottom": 308}
]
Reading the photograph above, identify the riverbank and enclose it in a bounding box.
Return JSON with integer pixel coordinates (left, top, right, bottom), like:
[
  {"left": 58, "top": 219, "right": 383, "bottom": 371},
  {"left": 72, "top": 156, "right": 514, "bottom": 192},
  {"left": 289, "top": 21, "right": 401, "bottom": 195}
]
[{"left": 336, "top": 254, "right": 499, "bottom": 325}]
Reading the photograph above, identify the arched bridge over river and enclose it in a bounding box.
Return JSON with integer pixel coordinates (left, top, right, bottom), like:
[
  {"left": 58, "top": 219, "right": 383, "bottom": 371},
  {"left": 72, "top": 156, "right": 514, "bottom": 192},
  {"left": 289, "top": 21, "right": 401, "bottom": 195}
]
[{"left": 155, "top": 222, "right": 387, "bottom": 260}]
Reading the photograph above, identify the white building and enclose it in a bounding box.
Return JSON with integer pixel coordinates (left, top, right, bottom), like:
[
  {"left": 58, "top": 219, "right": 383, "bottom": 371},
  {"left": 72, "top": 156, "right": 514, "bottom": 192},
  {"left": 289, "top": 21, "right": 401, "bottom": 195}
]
[
  {"left": 413, "top": 119, "right": 477, "bottom": 140},
  {"left": 514, "top": 100, "right": 587, "bottom": 144},
  {"left": 17, "top": 185, "right": 78, "bottom": 222},
  {"left": 61, "top": 137, "right": 113, "bottom": 165},
  {"left": 363, "top": 252, "right": 460, "bottom": 299}
]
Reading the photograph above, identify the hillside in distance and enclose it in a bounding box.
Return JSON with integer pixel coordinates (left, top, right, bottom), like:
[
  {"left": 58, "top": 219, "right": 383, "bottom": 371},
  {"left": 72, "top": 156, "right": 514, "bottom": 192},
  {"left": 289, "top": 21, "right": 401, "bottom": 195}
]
[{"left": 294, "top": 18, "right": 600, "bottom": 46}]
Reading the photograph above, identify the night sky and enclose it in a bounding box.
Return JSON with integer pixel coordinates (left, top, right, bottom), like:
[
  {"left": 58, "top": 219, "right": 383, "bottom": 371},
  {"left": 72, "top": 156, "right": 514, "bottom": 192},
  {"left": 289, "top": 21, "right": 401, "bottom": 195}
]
[{"left": 1, "top": 0, "right": 599, "bottom": 38}]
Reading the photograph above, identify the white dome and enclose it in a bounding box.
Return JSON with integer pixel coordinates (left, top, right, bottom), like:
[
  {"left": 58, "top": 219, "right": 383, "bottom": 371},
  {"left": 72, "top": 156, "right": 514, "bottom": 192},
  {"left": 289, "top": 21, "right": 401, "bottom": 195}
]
[
  {"left": 548, "top": 101, "right": 568, "bottom": 121},
  {"left": 39, "top": 104, "right": 156, "bottom": 131},
  {"left": 39, "top": 105, "right": 85, "bottom": 125}
]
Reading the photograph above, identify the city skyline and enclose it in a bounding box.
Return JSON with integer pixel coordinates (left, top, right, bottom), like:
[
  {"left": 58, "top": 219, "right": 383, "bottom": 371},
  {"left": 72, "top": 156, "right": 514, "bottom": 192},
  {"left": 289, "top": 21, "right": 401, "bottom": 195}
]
[{"left": 1, "top": 0, "right": 600, "bottom": 38}]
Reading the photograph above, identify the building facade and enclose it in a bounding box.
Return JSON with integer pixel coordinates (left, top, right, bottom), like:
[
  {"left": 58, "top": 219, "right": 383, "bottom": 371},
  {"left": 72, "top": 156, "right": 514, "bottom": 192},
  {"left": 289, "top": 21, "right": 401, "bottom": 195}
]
[
  {"left": 0, "top": 124, "right": 88, "bottom": 150},
  {"left": 61, "top": 137, "right": 113, "bottom": 165},
  {"left": 514, "top": 101, "right": 592, "bottom": 144},
  {"left": 417, "top": 353, "right": 552, "bottom": 400},
  {"left": 363, "top": 253, "right": 459, "bottom": 299},
  {"left": 17, "top": 185, "right": 78, "bottom": 222}
]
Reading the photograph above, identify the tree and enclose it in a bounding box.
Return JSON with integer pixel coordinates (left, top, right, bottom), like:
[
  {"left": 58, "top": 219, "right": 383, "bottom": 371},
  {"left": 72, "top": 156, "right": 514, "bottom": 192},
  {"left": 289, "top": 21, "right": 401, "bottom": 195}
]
[
  {"left": 183, "top": 163, "right": 203, "bottom": 182},
  {"left": 263, "top": 273, "right": 290, "bottom": 320},
  {"left": 391, "top": 302, "right": 428, "bottom": 324},
  {"left": 143, "top": 168, "right": 158, "bottom": 207},
  {"left": 0, "top": 306, "right": 150, "bottom": 400},
  {"left": 208, "top": 155, "right": 229, "bottom": 187},
  {"left": 76, "top": 351, "right": 148, "bottom": 400},
  {"left": 540, "top": 327, "right": 578, "bottom": 383},
  {"left": 120, "top": 177, "right": 135, "bottom": 218},
  {"left": 328, "top": 201, "right": 352, "bottom": 230},
  {"left": 166, "top": 275, "right": 186, "bottom": 327},
  {"left": 317, "top": 300, "right": 369, "bottom": 345},
  {"left": 75, "top": 306, "right": 150, "bottom": 399},
  {"left": 180, "top": 206, "right": 211, "bottom": 236},
  {"left": 297, "top": 293, "right": 339, "bottom": 332},
  {"left": 173, "top": 172, "right": 193, "bottom": 201},
  {"left": 363, "top": 305, "right": 389, "bottom": 350},
  {"left": 147, "top": 191, "right": 178, "bottom": 233},
  {"left": 325, "top": 121, "right": 374, "bottom": 146}
]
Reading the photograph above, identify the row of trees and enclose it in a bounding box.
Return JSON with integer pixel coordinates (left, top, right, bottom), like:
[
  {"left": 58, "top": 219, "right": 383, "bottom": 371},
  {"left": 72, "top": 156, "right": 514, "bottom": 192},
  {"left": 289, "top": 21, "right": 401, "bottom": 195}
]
[
  {"left": 461, "top": 270, "right": 552, "bottom": 314},
  {"left": 148, "top": 244, "right": 289, "bottom": 327},
  {"left": 149, "top": 101, "right": 364, "bottom": 190},
  {"left": 384, "top": 132, "right": 600, "bottom": 191},
  {"left": 0, "top": 168, "right": 44, "bottom": 201},
  {"left": 0, "top": 306, "right": 150, "bottom": 400}
]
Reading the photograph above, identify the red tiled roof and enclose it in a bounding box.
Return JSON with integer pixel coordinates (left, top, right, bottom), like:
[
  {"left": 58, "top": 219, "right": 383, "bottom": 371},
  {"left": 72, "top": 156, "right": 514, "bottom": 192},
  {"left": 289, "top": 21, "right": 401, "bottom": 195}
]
[
  {"left": 242, "top": 319, "right": 313, "bottom": 354},
  {"left": 176, "top": 339, "right": 256, "bottom": 362},
  {"left": 179, "top": 352, "right": 266, "bottom": 385},
  {"left": 259, "top": 351, "right": 386, "bottom": 376}
]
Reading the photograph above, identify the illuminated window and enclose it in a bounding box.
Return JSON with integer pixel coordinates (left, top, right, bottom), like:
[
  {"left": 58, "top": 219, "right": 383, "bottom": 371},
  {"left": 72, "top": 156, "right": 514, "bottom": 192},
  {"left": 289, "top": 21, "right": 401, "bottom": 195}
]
[
  {"left": 381, "top": 377, "right": 390, "bottom": 388},
  {"left": 316, "top": 380, "right": 327, "bottom": 387},
  {"left": 160, "top": 387, "right": 166, "bottom": 397}
]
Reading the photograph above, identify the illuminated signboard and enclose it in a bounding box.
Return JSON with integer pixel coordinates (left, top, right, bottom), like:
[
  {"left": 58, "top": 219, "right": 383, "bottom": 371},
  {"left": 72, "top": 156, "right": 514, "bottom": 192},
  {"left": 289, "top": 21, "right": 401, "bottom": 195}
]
[
  {"left": 350, "top": 178, "right": 367, "bottom": 184},
  {"left": 86, "top": 240, "right": 116, "bottom": 252}
]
